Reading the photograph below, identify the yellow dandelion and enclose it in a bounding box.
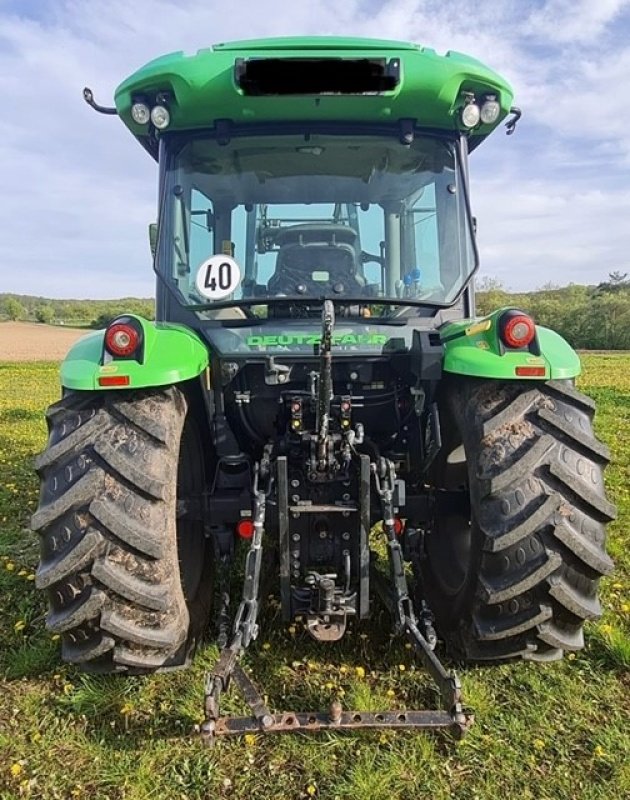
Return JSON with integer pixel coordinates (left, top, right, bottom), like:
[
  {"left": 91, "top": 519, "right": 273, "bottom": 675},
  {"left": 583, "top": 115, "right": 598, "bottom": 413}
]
[
  {"left": 600, "top": 624, "right": 613, "bottom": 635},
  {"left": 26, "top": 574, "right": 36, "bottom": 581},
  {"left": 398, "top": 664, "right": 406, "bottom": 672},
  {"left": 621, "top": 603, "right": 629, "bottom": 613},
  {"left": 307, "top": 661, "right": 319, "bottom": 671},
  {"left": 244, "top": 734, "right": 256, "bottom": 746},
  {"left": 51, "top": 634, "right": 60, "bottom": 641},
  {"left": 288, "top": 625, "right": 296, "bottom": 635},
  {"left": 10, "top": 763, "right": 23, "bottom": 777},
  {"left": 120, "top": 702, "right": 134, "bottom": 716},
  {"left": 404, "top": 642, "right": 412, "bottom": 650},
  {"left": 5, "top": 562, "right": 16, "bottom": 571},
  {"left": 594, "top": 744, "right": 605, "bottom": 758},
  {"left": 533, "top": 738, "right": 545, "bottom": 751},
  {"left": 63, "top": 683, "right": 74, "bottom": 695},
  {"left": 14, "top": 620, "right": 26, "bottom": 632},
  {"left": 386, "top": 689, "right": 395, "bottom": 698},
  {"left": 339, "top": 665, "right": 348, "bottom": 674},
  {"left": 17, "top": 569, "right": 28, "bottom": 577},
  {"left": 325, "top": 682, "right": 334, "bottom": 690},
  {"left": 355, "top": 666, "right": 365, "bottom": 679},
  {"left": 568, "top": 653, "right": 576, "bottom": 660},
  {"left": 379, "top": 733, "right": 388, "bottom": 744},
  {"left": 31, "top": 732, "right": 42, "bottom": 743},
  {"left": 612, "top": 582, "right": 623, "bottom": 590},
  {"left": 262, "top": 642, "right": 271, "bottom": 651},
  {"left": 306, "top": 784, "right": 317, "bottom": 796}
]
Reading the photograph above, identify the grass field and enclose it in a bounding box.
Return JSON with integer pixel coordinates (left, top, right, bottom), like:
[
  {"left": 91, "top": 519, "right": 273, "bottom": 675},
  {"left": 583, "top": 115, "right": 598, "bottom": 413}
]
[{"left": 0, "top": 357, "right": 628, "bottom": 800}]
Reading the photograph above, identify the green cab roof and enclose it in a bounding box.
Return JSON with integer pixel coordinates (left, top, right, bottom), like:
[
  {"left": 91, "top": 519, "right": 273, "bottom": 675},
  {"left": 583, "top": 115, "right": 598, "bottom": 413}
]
[{"left": 114, "top": 36, "right": 514, "bottom": 158}]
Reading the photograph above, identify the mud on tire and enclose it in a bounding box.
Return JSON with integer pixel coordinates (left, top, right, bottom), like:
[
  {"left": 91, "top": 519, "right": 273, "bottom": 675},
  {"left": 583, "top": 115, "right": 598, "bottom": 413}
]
[
  {"left": 32, "top": 386, "right": 211, "bottom": 672},
  {"left": 422, "top": 378, "right": 615, "bottom": 663}
]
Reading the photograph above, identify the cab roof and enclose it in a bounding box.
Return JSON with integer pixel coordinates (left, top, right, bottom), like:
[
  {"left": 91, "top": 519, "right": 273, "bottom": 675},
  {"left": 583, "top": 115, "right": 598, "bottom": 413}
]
[{"left": 114, "top": 36, "right": 514, "bottom": 159}]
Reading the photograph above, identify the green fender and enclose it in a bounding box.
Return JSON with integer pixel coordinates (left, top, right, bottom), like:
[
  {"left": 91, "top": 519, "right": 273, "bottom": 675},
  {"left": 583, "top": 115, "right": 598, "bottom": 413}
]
[
  {"left": 441, "top": 308, "right": 581, "bottom": 381},
  {"left": 60, "top": 315, "right": 209, "bottom": 390}
]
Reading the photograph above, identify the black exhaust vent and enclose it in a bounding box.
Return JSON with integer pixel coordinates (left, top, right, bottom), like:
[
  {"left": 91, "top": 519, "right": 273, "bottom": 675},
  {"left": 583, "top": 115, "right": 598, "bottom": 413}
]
[{"left": 235, "top": 57, "right": 400, "bottom": 96}]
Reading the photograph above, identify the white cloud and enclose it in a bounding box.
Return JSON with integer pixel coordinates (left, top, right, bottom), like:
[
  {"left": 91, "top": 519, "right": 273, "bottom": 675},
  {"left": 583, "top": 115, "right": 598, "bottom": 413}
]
[{"left": 0, "top": 0, "right": 628, "bottom": 298}]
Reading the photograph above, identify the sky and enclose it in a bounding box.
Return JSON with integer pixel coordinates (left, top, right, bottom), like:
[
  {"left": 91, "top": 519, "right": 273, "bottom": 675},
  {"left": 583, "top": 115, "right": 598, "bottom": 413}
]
[{"left": 1, "top": 0, "right": 629, "bottom": 298}]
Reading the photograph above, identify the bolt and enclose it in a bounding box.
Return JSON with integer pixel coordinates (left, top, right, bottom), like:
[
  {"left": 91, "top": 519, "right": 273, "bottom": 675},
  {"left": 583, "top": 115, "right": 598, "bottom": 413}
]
[
  {"left": 342, "top": 493, "right": 350, "bottom": 501},
  {"left": 292, "top": 511, "right": 301, "bottom": 519},
  {"left": 292, "top": 533, "right": 301, "bottom": 542},
  {"left": 293, "top": 570, "right": 300, "bottom": 578},
  {"left": 292, "top": 494, "right": 300, "bottom": 503},
  {"left": 261, "top": 714, "right": 274, "bottom": 729},
  {"left": 329, "top": 700, "right": 343, "bottom": 723},
  {"left": 290, "top": 479, "right": 300, "bottom": 488},
  {"left": 342, "top": 511, "right": 350, "bottom": 517},
  {"left": 342, "top": 532, "right": 350, "bottom": 540},
  {"left": 293, "top": 560, "right": 300, "bottom": 569},
  {"left": 319, "top": 530, "right": 328, "bottom": 539},
  {"left": 292, "top": 549, "right": 300, "bottom": 558}
]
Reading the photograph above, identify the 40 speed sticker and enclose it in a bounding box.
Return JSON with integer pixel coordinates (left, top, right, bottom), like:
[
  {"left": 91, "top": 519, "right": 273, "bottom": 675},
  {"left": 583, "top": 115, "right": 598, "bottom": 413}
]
[{"left": 195, "top": 255, "right": 241, "bottom": 300}]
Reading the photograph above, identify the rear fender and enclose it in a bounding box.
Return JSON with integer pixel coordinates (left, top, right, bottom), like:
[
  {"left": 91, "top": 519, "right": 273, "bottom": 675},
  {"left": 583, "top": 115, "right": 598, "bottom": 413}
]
[
  {"left": 60, "top": 315, "right": 209, "bottom": 390},
  {"left": 441, "top": 308, "right": 580, "bottom": 381}
]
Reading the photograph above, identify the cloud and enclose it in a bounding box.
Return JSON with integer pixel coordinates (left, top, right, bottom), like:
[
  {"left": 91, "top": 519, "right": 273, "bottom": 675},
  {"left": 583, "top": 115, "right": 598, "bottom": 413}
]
[{"left": 0, "top": 0, "right": 628, "bottom": 298}]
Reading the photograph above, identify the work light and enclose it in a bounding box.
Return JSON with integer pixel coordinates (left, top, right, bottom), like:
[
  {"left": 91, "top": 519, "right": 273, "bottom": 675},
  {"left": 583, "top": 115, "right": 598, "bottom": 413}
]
[
  {"left": 150, "top": 104, "right": 171, "bottom": 130},
  {"left": 131, "top": 102, "right": 150, "bottom": 125},
  {"left": 480, "top": 95, "right": 501, "bottom": 124},
  {"left": 461, "top": 101, "right": 481, "bottom": 128}
]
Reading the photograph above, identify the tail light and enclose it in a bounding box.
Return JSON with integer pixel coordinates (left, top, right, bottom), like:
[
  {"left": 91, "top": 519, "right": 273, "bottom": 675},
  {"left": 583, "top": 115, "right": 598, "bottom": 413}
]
[
  {"left": 236, "top": 519, "right": 255, "bottom": 540},
  {"left": 499, "top": 311, "right": 536, "bottom": 349},
  {"left": 104, "top": 320, "right": 141, "bottom": 357}
]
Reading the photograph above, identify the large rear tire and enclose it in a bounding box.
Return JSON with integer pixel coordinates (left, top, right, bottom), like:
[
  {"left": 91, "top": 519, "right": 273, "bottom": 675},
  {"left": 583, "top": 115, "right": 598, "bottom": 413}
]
[
  {"left": 32, "top": 386, "right": 212, "bottom": 672},
  {"left": 422, "top": 378, "right": 615, "bottom": 662}
]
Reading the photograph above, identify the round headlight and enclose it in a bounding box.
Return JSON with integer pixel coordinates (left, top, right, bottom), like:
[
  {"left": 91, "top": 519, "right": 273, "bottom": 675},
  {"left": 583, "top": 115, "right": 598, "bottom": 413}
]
[
  {"left": 461, "top": 102, "right": 481, "bottom": 128},
  {"left": 480, "top": 96, "right": 501, "bottom": 124},
  {"left": 150, "top": 104, "right": 170, "bottom": 130},
  {"left": 130, "top": 102, "right": 150, "bottom": 125}
]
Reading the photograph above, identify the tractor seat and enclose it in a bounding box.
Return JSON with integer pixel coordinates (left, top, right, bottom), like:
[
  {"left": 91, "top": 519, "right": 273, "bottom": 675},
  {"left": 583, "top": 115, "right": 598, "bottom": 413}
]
[{"left": 267, "top": 224, "right": 366, "bottom": 297}]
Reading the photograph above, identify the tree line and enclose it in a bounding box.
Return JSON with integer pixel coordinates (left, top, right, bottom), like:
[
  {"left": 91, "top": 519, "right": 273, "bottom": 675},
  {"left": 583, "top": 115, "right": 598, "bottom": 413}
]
[
  {"left": 476, "top": 272, "right": 630, "bottom": 350},
  {"left": 0, "top": 294, "right": 155, "bottom": 329},
  {"left": 2, "top": 274, "right": 630, "bottom": 349}
]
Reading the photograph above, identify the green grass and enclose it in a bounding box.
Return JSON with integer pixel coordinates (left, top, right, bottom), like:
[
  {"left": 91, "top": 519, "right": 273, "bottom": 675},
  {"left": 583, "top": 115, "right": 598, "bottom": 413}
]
[{"left": 0, "top": 358, "right": 628, "bottom": 800}]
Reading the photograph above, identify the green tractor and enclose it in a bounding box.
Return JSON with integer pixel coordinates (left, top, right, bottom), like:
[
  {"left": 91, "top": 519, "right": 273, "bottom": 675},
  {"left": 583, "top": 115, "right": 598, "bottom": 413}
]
[{"left": 33, "top": 37, "right": 615, "bottom": 740}]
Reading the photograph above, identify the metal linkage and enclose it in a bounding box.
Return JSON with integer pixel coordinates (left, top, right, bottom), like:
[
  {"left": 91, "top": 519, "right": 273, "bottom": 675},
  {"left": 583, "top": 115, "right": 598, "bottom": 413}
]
[
  {"left": 372, "top": 458, "right": 472, "bottom": 734},
  {"left": 201, "top": 465, "right": 268, "bottom": 741}
]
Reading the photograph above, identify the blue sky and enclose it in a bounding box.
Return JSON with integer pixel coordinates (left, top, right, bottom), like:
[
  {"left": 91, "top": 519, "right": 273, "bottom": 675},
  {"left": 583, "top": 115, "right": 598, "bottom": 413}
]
[{"left": 1, "top": 0, "right": 629, "bottom": 298}]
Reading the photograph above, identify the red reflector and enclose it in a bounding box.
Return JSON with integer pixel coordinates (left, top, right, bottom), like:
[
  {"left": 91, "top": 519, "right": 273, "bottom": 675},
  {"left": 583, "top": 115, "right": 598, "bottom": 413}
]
[
  {"left": 501, "top": 313, "right": 536, "bottom": 348},
  {"left": 105, "top": 322, "right": 140, "bottom": 357},
  {"left": 515, "top": 366, "right": 546, "bottom": 377},
  {"left": 98, "top": 375, "right": 130, "bottom": 386},
  {"left": 394, "top": 517, "right": 404, "bottom": 536},
  {"left": 236, "top": 519, "right": 255, "bottom": 539}
]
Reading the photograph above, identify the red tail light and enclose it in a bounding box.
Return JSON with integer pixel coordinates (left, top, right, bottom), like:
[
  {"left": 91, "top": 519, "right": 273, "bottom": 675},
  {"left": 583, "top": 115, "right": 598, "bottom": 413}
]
[
  {"left": 500, "top": 312, "right": 536, "bottom": 349},
  {"left": 393, "top": 517, "right": 404, "bottom": 536},
  {"left": 105, "top": 322, "right": 140, "bottom": 357},
  {"left": 236, "top": 519, "right": 255, "bottom": 539}
]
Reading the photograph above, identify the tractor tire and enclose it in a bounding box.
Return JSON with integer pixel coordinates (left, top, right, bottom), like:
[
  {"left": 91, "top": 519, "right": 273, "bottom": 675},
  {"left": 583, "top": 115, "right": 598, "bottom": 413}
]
[
  {"left": 32, "top": 386, "right": 212, "bottom": 672},
  {"left": 422, "top": 378, "right": 615, "bottom": 663}
]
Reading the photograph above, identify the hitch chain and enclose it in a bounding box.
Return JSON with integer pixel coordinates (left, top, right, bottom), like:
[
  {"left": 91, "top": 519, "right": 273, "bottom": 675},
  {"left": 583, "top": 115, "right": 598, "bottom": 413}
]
[
  {"left": 202, "top": 464, "right": 270, "bottom": 738},
  {"left": 372, "top": 458, "right": 468, "bottom": 729}
]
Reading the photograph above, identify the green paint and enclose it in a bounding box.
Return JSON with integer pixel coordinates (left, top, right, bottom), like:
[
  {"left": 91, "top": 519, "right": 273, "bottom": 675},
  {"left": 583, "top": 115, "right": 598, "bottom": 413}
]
[
  {"left": 60, "top": 316, "right": 209, "bottom": 391},
  {"left": 442, "top": 309, "right": 581, "bottom": 380},
  {"left": 246, "top": 332, "right": 388, "bottom": 347},
  {"left": 114, "top": 36, "right": 514, "bottom": 155}
]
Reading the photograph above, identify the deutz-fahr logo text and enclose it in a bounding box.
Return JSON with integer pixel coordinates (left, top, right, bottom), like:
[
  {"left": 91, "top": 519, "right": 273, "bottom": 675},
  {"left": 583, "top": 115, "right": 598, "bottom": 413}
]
[{"left": 246, "top": 333, "right": 389, "bottom": 347}]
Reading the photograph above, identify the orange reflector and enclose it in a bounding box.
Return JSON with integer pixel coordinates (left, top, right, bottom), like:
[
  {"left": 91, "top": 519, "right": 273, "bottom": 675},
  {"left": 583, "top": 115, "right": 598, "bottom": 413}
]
[
  {"left": 98, "top": 375, "right": 130, "bottom": 386},
  {"left": 236, "top": 519, "right": 255, "bottom": 539},
  {"left": 515, "top": 366, "right": 546, "bottom": 377},
  {"left": 394, "top": 517, "right": 404, "bottom": 536}
]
